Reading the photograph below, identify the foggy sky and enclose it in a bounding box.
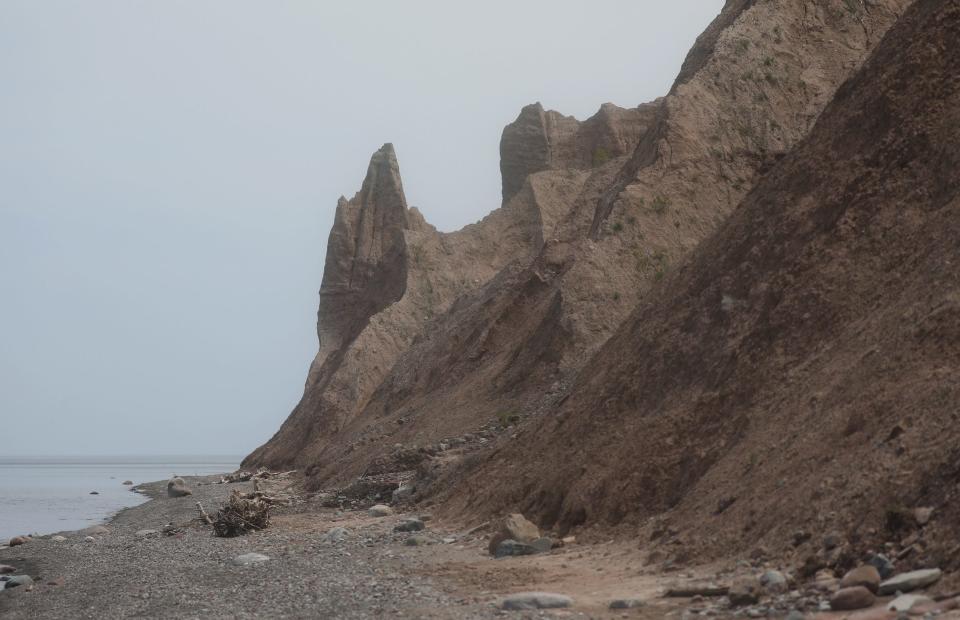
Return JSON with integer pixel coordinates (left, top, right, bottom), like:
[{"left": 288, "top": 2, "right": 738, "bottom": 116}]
[{"left": 0, "top": 1, "right": 723, "bottom": 456}]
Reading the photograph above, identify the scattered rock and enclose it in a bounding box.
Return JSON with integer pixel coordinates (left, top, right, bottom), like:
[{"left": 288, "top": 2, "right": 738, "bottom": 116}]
[
  {"left": 840, "top": 565, "right": 881, "bottom": 593},
  {"left": 728, "top": 579, "right": 761, "bottom": 606},
  {"left": 487, "top": 513, "right": 539, "bottom": 555},
  {"left": 51, "top": 535, "right": 67, "bottom": 542},
  {"left": 531, "top": 537, "right": 553, "bottom": 553},
  {"left": 4, "top": 575, "right": 33, "bottom": 589},
  {"left": 324, "top": 527, "right": 350, "bottom": 542},
  {"left": 760, "top": 569, "right": 788, "bottom": 594},
  {"left": 166, "top": 477, "right": 192, "bottom": 498},
  {"left": 404, "top": 535, "right": 432, "bottom": 546},
  {"left": 8, "top": 536, "right": 28, "bottom": 547},
  {"left": 84, "top": 536, "right": 95, "bottom": 543},
  {"left": 501, "top": 592, "right": 573, "bottom": 610},
  {"left": 81, "top": 525, "right": 109, "bottom": 536},
  {"left": 232, "top": 553, "right": 270, "bottom": 566},
  {"left": 441, "top": 537, "right": 456, "bottom": 544},
  {"left": 868, "top": 553, "right": 895, "bottom": 579},
  {"left": 830, "top": 586, "right": 876, "bottom": 610},
  {"left": 393, "top": 519, "right": 424, "bottom": 532},
  {"left": 0, "top": 565, "right": 14, "bottom": 574},
  {"left": 89, "top": 491, "right": 99, "bottom": 495},
  {"left": 367, "top": 504, "right": 393, "bottom": 517},
  {"left": 609, "top": 598, "right": 645, "bottom": 609},
  {"left": 888, "top": 593, "right": 934, "bottom": 612},
  {"left": 823, "top": 531, "right": 843, "bottom": 550},
  {"left": 122, "top": 480, "right": 133, "bottom": 485},
  {"left": 914, "top": 507, "right": 933, "bottom": 526},
  {"left": 561, "top": 535, "right": 576, "bottom": 545},
  {"left": 494, "top": 539, "right": 537, "bottom": 558},
  {"left": 391, "top": 486, "right": 413, "bottom": 504},
  {"left": 135, "top": 529, "right": 159, "bottom": 538},
  {"left": 878, "top": 568, "right": 941, "bottom": 595}
]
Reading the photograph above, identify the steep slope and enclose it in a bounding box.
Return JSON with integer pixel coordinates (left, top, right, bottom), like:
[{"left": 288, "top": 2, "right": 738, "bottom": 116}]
[
  {"left": 442, "top": 0, "right": 960, "bottom": 566},
  {"left": 246, "top": 0, "right": 910, "bottom": 489}
]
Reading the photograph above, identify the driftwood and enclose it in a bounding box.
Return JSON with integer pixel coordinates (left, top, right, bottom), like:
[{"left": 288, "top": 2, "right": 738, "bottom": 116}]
[
  {"left": 195, "top": 501, "right": 213, "bottom": 525},
  {"left": 212, "top": 490, "right": 270, "bottom": 537}
]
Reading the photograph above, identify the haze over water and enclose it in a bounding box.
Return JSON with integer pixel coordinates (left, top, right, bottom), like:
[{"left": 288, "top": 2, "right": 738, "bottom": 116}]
[{"left": 0, "top": 455, "right": 240, "bottom": 541}]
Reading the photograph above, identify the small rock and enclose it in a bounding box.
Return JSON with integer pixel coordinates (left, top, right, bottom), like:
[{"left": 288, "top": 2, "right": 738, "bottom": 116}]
[
  {"left": 914, "top": 507, "right": 933, "bottom": 526},
  {"left": 760, "top": 569, "right": 788, "bottom": 594},
  {"left": 89, "top": 491, "right": 99, "bottom": 495},
  {"left": 609, "top": 598, "right": 645, "bottom": 609},
  {"left": 840, "top": 565, "right": 881, "bottom": 593},
  {"left": 830, "top": 586, "right": 875, "bottom": 610},
  {"left": 441, "top": 537, "right": 456, "bottom": 544},
  {"left": 878, "top": 568, "right": 941, "bottom": 595},
  {"left": 728, "top": 579, "right": 761, "bottom": 606},
  {"left": 487, "top": 513, "right": 540, "bottom": 555},
  {"left": 418, "top": 513, "right": 432, "bottom": 522},
  {"left": 84, "top": 536, "right": 95, "bottom": 543},
  {"left": 888, "top": 593, "right": 934, "bottom": 611},
  {"left": 166, "top": 477, "right": 192, "bottom": 498},
  {"left": 324, "top": 527, "right": 350, "bottom": 542},
  {"left": 232, "top": 553, "right": 270, "bottom": 566},
  {"left": 494, "top": 539, "right": 537, "bottom": 558},
  {"left": 785, "top": 611, "right": 805, "bottom": 620},
  {"left": 8, "top": 536, "right": 28, "bottom": 547},
  {"left": 501, "top": 592, "right": 573, "bottom": 610},
  {"left": 135, "top": 529, "right": 159, "bottom": 538},
  {"left": 531, "top": 537, "right": 553, "bottom": 553},
  {"left": 392, "top": 486, "right": 413, "bottom": 504},
  {"left": 4, "top": 576, "right": 33, "bottom": 589},
  {"left": 367, "top": 504, "right": 392, "bottom": 517},
  {"left": 81, "top": 525, "right": 109, "bottom": 536},
  {"left": 122, "top": 480, "right": 133, "bottom": 485},
  {"left": 50, "top": 536, "right": 67, "bottom": 542},
  {"left": 394, "top": 519, "right": 424, "bottom": 533},
  {"left": 867, "top": 553, "right": 895, "bottom": 579},
  {"left": 405, "top": 535, "right": 432, "bottom": 546},
  {"left": 823, "top": 532, "right": 843, "bottom": 550},
  {"left": 0, "top": 566, "right": 14, "bottom": 575},
  {"left": 561, "top": 535, "right": 576, "bottom": 545}
]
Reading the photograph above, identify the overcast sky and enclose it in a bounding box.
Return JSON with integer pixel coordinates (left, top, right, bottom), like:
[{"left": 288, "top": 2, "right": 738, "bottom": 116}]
[{"left": 0, "top": 1, "right": 723, "bottom": 457}]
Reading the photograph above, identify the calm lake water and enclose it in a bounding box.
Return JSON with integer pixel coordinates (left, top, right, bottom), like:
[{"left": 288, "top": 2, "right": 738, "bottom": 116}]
[{"left": 0, "top": 455, "right": 240, "bottom": 541}]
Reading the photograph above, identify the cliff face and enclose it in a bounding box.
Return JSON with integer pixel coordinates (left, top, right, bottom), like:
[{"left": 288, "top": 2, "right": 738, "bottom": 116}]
[
  {"left": 442, "top": 0, "right": 960, "bottom": 563},
  {"left": 246, "top": 0, "right": 913, "bottom": 504}
]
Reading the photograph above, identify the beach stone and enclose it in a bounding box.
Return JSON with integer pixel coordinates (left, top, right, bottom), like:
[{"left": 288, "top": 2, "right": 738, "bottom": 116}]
[
  {"left": 495, "top": 539, "right": 537, "bottom": 558},
  {"left": 232, "top": 553, "right": 270, "bottom": 566},
  {"left": 51, "top": 535, "right": 67, "bottom": 542},
  {"left": 914, "top": 507, "right": 933, "bottom": 526},
  {"left": 441, "top": 537, "right": 457, "bottom": 544},
  {"left": 609, "top": 598, "right": 645, "bottom": 609},
  {"left": 830, "top": 586, "right": 876, "bottom": 610},
  {"left": 729, "top": 578, "right": 761, "bottom": 606},
  {"left": 531, "top": 537, "right": 554, "bottom": 553},
  {"left": 5, "top": 575, "right": 33, "bottom": 589},
  {"left": 367, "top": 504, "right": 392, "bottom": 517},
  {"left": 0, "top": 565, "right": 14, "bottom": 574},
  {"left": 135, "top": 529, "right": 159, "bottom": 538},
  {"left": 89, "top": 491, "right": 99, "bottom": 495},
  {"left": 760, "top": 569, "right": 788, "bottom": 593},
  {"left": 488, "top": 513, "right": 540, "bottom": 555},
  {"left": 501, "top": 592, "right": 572, "bottom": 610},
  {"left": 324, "top": 527, "right": 350, "bottom": 542},
  {"left": 394, "top": 519, "right": 424, "bottom": 532},
  {"left": 868, "top": 553, "right": 895, "bottom": 579},
  {"left": 888, "top": 593, "right": 934, "bottom": 611},
  {"left": 8, "top": 536, "right": 28, "bottom": 547},
  {"left": 840, "top": 565, "right": 881, "bottom": 593},
  {"left": 392, "top": 485, "right": 413, "bottom": 503},
  {"left": 84, "top": 536, "right": 95, "bottom": 543},
  {"left": 878, "top": 568, "right": 942, "bottom": 595},
  {"left": 405, "top": 535, "right": 432, "bottom": 546},
  {"left": 122, "top": 480, "right": 133, "bottom": 485},
  {"left": 166, "top": 477, "right": 192, "bottom": 498}
]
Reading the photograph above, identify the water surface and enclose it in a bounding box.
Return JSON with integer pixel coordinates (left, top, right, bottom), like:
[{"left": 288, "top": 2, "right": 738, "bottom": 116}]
[{"left": 0, "top": 455, "right": 239, "bottom": 541}]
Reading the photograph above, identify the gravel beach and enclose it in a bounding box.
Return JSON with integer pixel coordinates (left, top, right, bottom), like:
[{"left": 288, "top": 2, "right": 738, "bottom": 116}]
[{"left": 0, "top": 476, "right": 503, "bottom": 619}]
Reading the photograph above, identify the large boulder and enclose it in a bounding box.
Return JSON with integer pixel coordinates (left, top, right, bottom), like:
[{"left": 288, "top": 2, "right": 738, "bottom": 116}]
[
  {"left": 167, "top": 476, "right": 193, "bottom": 498},
  {"left": 487, "top": 513, "right": 540, "bottom": 555}
]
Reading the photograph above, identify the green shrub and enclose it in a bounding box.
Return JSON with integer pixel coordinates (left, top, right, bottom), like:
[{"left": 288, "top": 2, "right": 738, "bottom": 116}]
[
  {"left": 651, "top": 196, "right": 669, "bottom": 214},
  {"left": 592, "top": 147, "right": 611, "bottom": 167}
]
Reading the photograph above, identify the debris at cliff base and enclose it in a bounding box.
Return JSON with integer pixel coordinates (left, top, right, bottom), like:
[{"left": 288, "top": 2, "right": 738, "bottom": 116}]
[{"left": 212, "top": 490, "right": 270, "bottom": 537}]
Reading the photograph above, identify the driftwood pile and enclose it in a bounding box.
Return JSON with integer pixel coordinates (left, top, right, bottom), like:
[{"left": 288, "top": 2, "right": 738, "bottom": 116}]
[{"left": 210, "top": 490, "right": 271, "bottom": 537}]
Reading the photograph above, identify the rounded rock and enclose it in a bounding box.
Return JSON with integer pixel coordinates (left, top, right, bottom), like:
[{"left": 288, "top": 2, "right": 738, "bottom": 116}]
[
  {"left": 501, "top": 592, "right": 572, "bottom": 610},
  {"left": 830, "top": 586, "right": 875, "bottom": 611}
]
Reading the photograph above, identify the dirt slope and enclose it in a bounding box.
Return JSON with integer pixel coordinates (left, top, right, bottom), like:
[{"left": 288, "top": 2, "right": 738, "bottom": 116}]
[{"left": 440, "top": 0, "right": 960, "bottom": 567}]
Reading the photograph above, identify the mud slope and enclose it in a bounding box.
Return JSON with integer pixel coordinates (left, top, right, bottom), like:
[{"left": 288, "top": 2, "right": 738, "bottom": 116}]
[
  {"left": 247, "top": 0, "right": 909, "bottom": 488},
  {"left": 443, "top": 0, "right": 960, "bottom": 565}
]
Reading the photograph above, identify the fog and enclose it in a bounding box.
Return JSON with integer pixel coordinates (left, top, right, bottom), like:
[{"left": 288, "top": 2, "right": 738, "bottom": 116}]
[{"left": 0, "top": 1, "right": 723, "bottom": 456}]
